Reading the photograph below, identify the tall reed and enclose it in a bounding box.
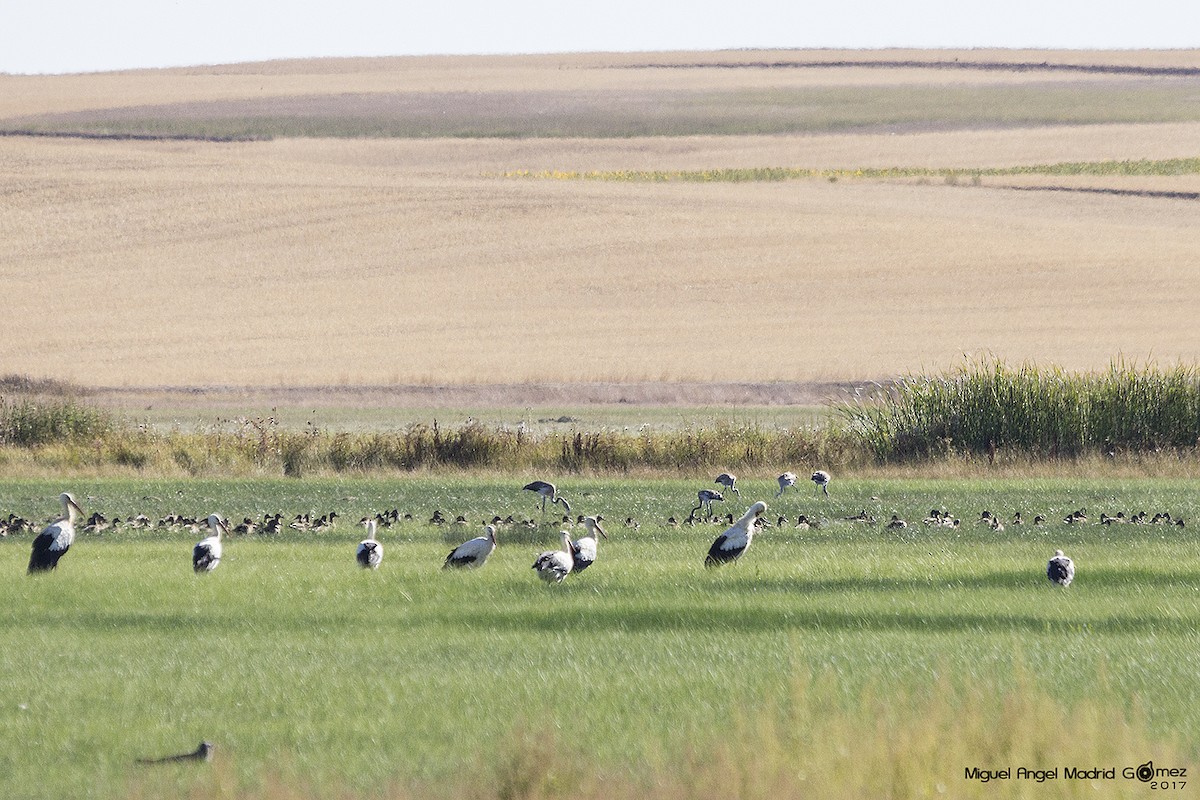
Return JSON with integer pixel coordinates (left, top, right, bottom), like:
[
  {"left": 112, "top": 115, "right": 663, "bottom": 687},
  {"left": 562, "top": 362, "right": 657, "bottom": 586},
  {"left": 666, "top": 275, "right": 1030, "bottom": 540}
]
[
  {"left": 0, "top": 396, "right": 113, "bottom": 447},
  {"left": 840, "top": 359, "right": 1200, "bottom": 462}
]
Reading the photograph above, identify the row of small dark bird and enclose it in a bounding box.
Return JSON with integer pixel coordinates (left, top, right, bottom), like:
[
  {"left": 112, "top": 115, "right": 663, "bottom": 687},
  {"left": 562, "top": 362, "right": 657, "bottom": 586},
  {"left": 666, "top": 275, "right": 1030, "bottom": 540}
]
[
  {"left": 854, "top": 507, "right": 1187, "bottom": 531},
  {"left": 17, "top": 473, "right": 1180, "bottom": 586}
]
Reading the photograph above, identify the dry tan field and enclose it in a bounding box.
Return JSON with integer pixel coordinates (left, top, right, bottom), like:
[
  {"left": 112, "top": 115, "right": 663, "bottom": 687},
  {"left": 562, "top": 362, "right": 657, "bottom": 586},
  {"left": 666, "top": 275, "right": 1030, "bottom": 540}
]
[{"left": 3, "top": 50, "right": 1200, "bottom": 404}]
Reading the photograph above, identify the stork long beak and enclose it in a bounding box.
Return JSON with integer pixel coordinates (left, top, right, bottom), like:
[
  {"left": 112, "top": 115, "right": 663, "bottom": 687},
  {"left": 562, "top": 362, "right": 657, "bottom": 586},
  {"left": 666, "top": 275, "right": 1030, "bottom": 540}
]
[
  {"left": 595, "top": 521, "right": 608, "bottom": 539},
  {"left": 68, "top": 498, "right": 85, "bottom": 516}
]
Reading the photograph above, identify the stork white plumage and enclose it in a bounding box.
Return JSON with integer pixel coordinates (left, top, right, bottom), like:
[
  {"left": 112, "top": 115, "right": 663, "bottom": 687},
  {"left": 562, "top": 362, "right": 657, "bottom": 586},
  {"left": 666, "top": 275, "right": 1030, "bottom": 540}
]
[
  {"left": 193, "top": 514, "right": 227, "bottom": 573},
  {"left": 443, "top": 525, "right": 497, "bottom": 569},
  {"left": 705, "top": 501, "right": 767, "bottom": 567},
  {"left": 774, "top": 472, "right": 798, "bottom": 498},
  {"left": 523, "top": 480, "right": 571, "bottom": 514},
  {"left": 533, "top": 531, "right": 575, "bottom": 583},
  {"left": 356, "top": 519, "right": 383, "bottom": 570},
  {"left": 692, "top": 489, "right": 725, "bottom": 518},
  {"left": 27, "top": 492, "right": 84, "bottom": 574},
  {"left": 811, "top": 470, "right": 831, "bottom": 496},
  {"left": 1047, "top": 549, "right": 1075, "bottom": 587},
  {"left": 570, "top": 516, "right": 607, "bottom": 573},
  {"left": 714, "top": 472, "right": 740, "bottom": 498}
]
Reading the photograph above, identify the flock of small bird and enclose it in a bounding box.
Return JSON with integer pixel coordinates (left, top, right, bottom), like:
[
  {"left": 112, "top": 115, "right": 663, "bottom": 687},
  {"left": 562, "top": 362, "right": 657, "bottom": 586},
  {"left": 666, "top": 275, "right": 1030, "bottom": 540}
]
[{"left": 22, "top": 465, "right": 1190, "bottom": 587}]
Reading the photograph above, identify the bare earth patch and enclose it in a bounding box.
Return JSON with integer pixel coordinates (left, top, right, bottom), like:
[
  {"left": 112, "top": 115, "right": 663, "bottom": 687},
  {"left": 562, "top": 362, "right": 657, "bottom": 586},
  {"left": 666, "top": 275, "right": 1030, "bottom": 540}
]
[{"left": 85, "top": 381, "right": 857, "bottom": 410}]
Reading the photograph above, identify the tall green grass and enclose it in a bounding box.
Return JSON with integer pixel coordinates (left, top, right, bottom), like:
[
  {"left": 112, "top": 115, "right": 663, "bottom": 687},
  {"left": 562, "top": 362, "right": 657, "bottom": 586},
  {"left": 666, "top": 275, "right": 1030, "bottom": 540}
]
[
  {"left": 840, "top": 359, "right": 1200, "bottom": 462},
  {"left": 0, "top": 395, "right": 113, "bottom": 447}
]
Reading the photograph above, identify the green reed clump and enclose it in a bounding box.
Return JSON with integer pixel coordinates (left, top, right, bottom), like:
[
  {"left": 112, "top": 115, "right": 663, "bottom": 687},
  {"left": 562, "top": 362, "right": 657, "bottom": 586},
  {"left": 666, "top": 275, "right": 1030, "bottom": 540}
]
[
  {"left": 842, "top": 359, "right": 1200, "bottom": 462},
  {"left": 0, "top": 396, "right": 114, "bottom": 447}
]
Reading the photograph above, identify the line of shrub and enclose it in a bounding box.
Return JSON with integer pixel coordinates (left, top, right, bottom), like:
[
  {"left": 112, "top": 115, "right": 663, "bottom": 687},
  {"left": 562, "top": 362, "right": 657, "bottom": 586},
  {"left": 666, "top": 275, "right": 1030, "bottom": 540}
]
[{"left": 6, "top": 360, "right": 1200, "bottom": 475}]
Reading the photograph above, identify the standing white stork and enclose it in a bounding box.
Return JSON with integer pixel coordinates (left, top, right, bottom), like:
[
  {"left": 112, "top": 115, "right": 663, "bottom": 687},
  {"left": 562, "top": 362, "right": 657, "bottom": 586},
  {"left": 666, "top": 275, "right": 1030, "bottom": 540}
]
[
  {"left": 1047, "top": 549, "right": 1075, "bottom": 587},
  {"left": 192, "top": 514, "right": 227, "bottom": 573},
  {"left": 443, "top": 524, "right": 497, "bottom": 570},
  {"left": 27, "top": 492, "right": 84, "bottom": 574},
  {"left": 356, "top": 518, "right": 383, "bottom": 570},
  {"left": 570, "top": 516, "right": 607, "bottom": 573},
  {"left": 692, "top": 489, "right": 725, "bottom": 519},
  {"left": 811, "top": 470, "right": 831, "bottom": 496},
  {"left": 533, "top": 531, "right": 575, "bottom": 583},
  {"left": 523, "top": 480, "right": 571, "bottom": 514},
  {"left": 774, "top": 473, "right": 798, "bottom": 498},
  {"left": 705, "top": 501, "right": 767, "bottom": 567},
  {"left": 714, "top": 472, "right": 740, "bottom": 498}
]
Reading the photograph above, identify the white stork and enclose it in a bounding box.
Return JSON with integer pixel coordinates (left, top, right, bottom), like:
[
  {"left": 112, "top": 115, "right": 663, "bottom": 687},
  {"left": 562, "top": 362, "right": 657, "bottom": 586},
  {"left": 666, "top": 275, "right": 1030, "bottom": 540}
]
[
  {"left": 192, "top": 514, "right": 227, "bottom": 573},
  {"left": 811, "top": 470, "right": 831, "bottom": 496},
  {"left": 714, "top": 472, "right": 740, "bottom": 498},
  {"left": 523, "top": 480, "right": 571, "bottom": 514},
  {"left": 443, "top": 525, "right": 497, "bottom": 569},
  {"left": 570, "top": 516, "right": 607, "bottom": 573},
  {"left": 356, "top": 519, "right": 383, "bottom": 570},
  {"left": 533, "top": 531, "right": 575, "bottom": 583},
  {"left": 27, "top": 492, "right": 84, "bottom": 574},
  {"left": 1047, "top": 549, "right": 1075, "bottom": 587},
  {"left": 692, "top": 489, "right": 725, "bottom": 519},
  {"left": 774, "top": 472, "right": 798, "bottom": 498},
  {"left": 705, "top": 501, "right": 767, "bottom": 567}
]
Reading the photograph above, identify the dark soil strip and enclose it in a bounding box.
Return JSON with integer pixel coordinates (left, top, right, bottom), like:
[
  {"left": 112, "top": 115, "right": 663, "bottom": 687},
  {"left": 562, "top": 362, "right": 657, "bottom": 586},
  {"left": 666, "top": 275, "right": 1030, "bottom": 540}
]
[
  {"left": 84, "top": 381, "right": 867, "bottom": 409},
  {"left": 621, "top": 59, "right": 1200, "bottom": 78},
  {"left": 1002, "top": 184, "right": 1200, "bottom": 201},
  {"left": 0, "top": 129, "right": 264, "bottom": 143}
]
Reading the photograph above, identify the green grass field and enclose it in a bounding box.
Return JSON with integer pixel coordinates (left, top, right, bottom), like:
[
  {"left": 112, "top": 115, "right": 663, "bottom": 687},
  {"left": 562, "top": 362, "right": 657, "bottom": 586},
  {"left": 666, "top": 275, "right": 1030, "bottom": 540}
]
[{"left": 1, "top": 476, "right": 1197, "bottom": 798}]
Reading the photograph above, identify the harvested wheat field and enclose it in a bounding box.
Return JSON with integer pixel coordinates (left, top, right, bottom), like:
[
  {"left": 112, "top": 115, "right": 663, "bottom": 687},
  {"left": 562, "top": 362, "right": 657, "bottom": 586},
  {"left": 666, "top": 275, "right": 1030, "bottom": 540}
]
[{"left": 3, "top": 49, "right": 1200, "bottom": 394}]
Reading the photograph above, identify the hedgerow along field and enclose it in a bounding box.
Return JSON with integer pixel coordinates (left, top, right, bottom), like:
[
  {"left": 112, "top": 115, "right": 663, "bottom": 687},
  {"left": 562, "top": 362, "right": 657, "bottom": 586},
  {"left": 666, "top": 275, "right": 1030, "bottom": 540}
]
[
  {"left": 10, "top": 360, "right": 1200, "bottom": 477},
  {"left": 0, "top": 474, "right": 1197, "bottom": 800}
]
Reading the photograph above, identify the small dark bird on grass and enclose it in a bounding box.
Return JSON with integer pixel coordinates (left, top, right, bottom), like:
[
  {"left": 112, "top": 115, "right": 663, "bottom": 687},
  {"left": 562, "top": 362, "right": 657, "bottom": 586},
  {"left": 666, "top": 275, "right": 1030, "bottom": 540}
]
[{"left": 136, "top": 741, "right": 214, "bottom": 764}]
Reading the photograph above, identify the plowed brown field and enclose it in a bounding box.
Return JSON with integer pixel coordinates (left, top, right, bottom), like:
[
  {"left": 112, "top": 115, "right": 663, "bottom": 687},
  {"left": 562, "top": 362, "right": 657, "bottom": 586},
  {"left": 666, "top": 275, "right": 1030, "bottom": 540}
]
[{"left": 3, "top": 50, "right": 1199, "bottom": 395}]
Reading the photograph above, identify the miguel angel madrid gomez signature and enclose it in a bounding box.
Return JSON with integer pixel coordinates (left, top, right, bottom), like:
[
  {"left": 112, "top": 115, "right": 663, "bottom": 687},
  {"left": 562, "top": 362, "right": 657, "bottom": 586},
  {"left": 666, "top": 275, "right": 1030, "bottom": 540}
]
[{"left": 965, "top": 760, "right": 1187, "bottom": 788}]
